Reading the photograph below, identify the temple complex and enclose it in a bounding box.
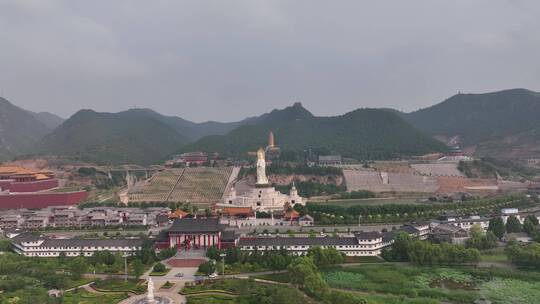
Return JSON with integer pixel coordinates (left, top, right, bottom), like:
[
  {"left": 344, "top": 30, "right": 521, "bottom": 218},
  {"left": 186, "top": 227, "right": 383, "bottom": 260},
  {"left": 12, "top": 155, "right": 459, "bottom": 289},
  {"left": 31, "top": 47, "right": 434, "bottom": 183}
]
[{"left": 218, "top": 148, "right": 304, "bottom": 212}]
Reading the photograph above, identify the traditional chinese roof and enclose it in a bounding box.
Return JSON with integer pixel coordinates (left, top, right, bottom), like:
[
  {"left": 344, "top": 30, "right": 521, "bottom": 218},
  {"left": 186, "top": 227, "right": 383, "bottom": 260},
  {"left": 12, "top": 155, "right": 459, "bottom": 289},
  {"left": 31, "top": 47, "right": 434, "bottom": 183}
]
[
  {"left": 283, "top": 210, "right": 300, "bottom": 220},
  {"left": 169, "top": 209, "right": 189, "bottom": 219},
  {"left": 238, "top": 236, "right": 358, "bottom": 247},
  {"left": 169, "top": 218, "right": 222, "bottom": 233},
  {"left": 221, "top": 207, "right": 254, "bottom": 216},
  {"left": 0, "top": 166, "right": 34, "bottom": 175}
]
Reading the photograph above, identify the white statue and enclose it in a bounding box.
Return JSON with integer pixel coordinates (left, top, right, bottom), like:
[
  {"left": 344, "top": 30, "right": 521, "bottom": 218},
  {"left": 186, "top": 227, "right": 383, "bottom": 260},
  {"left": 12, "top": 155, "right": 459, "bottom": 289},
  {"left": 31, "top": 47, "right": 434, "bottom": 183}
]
[
  {"left": 147, "top": 277, "right": 155, "bottom": 303},
  {"left": 256, "top": 148, "right": 269, "bottom": 185}
]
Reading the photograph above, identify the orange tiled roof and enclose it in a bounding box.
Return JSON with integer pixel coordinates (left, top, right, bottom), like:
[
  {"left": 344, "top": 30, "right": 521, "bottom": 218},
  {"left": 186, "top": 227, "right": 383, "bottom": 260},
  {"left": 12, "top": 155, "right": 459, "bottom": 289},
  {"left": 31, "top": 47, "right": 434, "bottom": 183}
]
[
  {"left": 222, "top": 207, "right": 254, "bottom": 216},
  {"left": 284, "top": 210, "right": 300, "bottom": 219},
  {"left": 169, "top": 209, "right": 189, "bottom": 219},
  {"left": 0, "top": 166, "right": 34, "bottom": 175},
  {"left": 35, "top": 174, "right": 50, "bottom": 180}
]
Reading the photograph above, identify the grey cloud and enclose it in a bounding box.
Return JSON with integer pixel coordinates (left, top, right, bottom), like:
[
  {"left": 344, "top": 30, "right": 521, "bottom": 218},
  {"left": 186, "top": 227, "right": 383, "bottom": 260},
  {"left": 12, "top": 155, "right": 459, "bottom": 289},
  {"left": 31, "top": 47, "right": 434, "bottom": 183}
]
[{"left": 0, "top": 0, "right": 539, "bottom": 121}]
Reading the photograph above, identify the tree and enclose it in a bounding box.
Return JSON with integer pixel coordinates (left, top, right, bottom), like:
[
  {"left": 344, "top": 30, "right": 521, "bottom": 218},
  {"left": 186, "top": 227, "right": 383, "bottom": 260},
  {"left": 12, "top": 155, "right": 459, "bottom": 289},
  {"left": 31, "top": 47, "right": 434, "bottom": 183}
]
[
  {"left": 68, "top": 257, "right": 89, "bottom": 280},
  {"left": 488, "top": 217, "right": 505, "bottom": 239},
  {"left": 265, "top": 252, "right": 287, "bottom": 271},
  {"left": 136, "top": 240, "right": 157, "bottom": 264},
  {"left": 157, "top": 246, "right": 177, "bottom": 261},
  {"left": 224, "top": 247, "right": 239, "bottom": 264},
  {"left": 469, "top": 224, "right": 484, "bottom": 239},
  {"left": 506, "top": 215, "right": 522, "bottom": 233},
  {"left": 92, "top": 250, "right": 116, "bottom": 265},
  {"left": 466, "top": 225, "right": 497, "bottom": 250},
  {"left": 523, "top": 215, "right": 539, "bottom": 235},
  {"left": 303, "top": 271, "right": 330, "bottom": 299},
  {"left": 132, "top": 259, "right": 145, "bottom": 278},
  {"left": 206, "top": 246, "right": 222, "bottom": 261},
  {"left": 287, "top": 257, "right": 318, "bottom": 288},
  {"left": 307, "top": 247, "right": 344, "bottom": 268},
  {"left": 506, "top": 242, "right": 540, "bottom": 269},
  {"left": 484, "top": 231, "right": 498, "bottom": 249},
  {"left": 384, "top": 232, "right": 412, "bottom": 261},
  {"left": 198, "top": 261, "right": 216, "bottom": 276},
  {"left": 153, "top": 263, "right": 166, "bottom": 273}
]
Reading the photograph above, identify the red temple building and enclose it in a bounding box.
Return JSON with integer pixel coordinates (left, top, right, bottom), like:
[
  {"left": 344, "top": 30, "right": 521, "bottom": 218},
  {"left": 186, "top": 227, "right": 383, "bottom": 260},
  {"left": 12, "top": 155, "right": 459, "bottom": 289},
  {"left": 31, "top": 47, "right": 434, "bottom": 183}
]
[
  {"left": 0, "top": 166, "right": 87, "bottom": 209},
  {"left": 155, "top": 218, "right": 237, "bottom": 250}
]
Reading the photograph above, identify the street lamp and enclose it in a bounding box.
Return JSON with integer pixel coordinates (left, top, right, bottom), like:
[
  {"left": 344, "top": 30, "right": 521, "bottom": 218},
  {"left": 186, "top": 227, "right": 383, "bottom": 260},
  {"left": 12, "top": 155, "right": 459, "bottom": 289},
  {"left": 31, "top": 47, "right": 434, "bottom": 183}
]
[
  {"left": 219, "top": 253, "right": 226, "bottom": 277},
  {"left": 123, "top": 253, "right": 129, "bottom": 282}
]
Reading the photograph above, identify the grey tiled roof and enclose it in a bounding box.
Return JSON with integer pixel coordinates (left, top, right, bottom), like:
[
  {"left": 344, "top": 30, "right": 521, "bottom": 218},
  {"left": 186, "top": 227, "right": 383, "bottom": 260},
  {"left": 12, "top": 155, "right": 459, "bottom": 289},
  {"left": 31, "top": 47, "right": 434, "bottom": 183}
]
[
  {"left": 221, "top": 230, "right": 237, "bottom": 241},
  {"left": 10, "top": 232, "right": 41, "bottom": 243},
  {"left": 433, "top": 224, "right": 463, "bottom": 233},
  {"left": 169, "top": 218, "right": 222, "bottom": 233},
  {"left": 399, "top": 225, "right": 420, "bottom": 235},
  {"left": 355, "top": 231, "right": 382, "bottom": 240},
  {"left": 40, "top": 238, "right": 144, "bottom": 248},
  {"left": 382, "top": 231, "right": 397, "bottom": 243},
  {"left": 238, "top": 236, "right": 359, "bottom": 247}
]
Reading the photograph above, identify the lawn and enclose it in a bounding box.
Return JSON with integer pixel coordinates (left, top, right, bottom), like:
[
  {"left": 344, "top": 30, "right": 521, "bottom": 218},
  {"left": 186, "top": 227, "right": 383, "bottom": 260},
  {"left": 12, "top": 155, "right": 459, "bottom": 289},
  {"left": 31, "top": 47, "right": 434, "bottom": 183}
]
[
  {"left": 254, "top": 272, "right": 292, "bottom": 283},
  {"left": 182, "top": 279, "right": 312, "bottom": 304},
  {"left": 61, "top": 289, "right": 128, "bottom": 304},
  {"left": 187, "top": 294, "right": 238, "bottom": 304},
  {"left": 320, "top": 264, "right": 540, "bottom": 304},
  {"left": 224, "top": 262, "right": 269, "bottom": 274},
  {"left": 480, "top": 248, "right": 509, "bottom": 262},
  {"left": 150, "top": 269, "right": 171, "bottom": 276},
  {"left": 91, "top": 279, "right": 146, "bottom": 294},
  {"left": 65, "top": 277, "right": 96, "bottom": 289}
]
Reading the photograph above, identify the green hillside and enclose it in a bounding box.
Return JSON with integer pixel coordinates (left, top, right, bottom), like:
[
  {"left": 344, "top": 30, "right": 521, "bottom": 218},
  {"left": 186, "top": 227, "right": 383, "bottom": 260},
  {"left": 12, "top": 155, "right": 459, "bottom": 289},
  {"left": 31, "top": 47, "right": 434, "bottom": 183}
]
[
  {"left": 29, "top": 111, "right": 64, "bottom": 130},
  {"left": 404, "top": 88, "right": 540, "bottom": 158},
  {"left": 182, "top": 104, "right": 447, "bottom": 160},
  {"left": 36, "top": 109, "right": 188, "bottom": 165},
  {"left": 0, "top": 97, "right": 54, "bottom": 161},
  {"left": 122, "top": 108, "right": 246, "bottom": 141},
  {"left": 405, "top": 88, "right": 540, "bottom": 145}
]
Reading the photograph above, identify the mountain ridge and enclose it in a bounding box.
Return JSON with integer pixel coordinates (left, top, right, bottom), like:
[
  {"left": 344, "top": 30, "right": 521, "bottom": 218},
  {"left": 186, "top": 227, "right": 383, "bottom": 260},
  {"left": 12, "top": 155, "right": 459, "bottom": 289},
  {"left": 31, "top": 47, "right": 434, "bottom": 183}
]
[
  {"left": 402, "top": 88, "right": 540, "bottom": 158},
  {"left": 181, "top": 104, "right": 448, "bottom": 160},
  {"left": 0, "top": 97, "right": 61, "bottom": 161}
]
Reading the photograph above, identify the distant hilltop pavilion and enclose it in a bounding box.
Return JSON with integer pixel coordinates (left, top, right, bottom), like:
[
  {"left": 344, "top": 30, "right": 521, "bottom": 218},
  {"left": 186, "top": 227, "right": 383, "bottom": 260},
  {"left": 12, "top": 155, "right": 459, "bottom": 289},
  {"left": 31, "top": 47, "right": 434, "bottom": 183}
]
[
  {"left": 266, "top": 130, "right": 280, "bottom": 159},
  {"left": 219, "top": 148, "right": 304, "bottom": 212}
]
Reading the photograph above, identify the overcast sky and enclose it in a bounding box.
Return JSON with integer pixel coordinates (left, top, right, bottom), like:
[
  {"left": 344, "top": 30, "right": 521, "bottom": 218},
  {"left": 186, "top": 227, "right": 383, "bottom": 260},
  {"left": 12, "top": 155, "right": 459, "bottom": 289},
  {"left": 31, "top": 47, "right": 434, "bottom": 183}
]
[{"left": 1, "top": 0, "right": 539, "bottom": 122}]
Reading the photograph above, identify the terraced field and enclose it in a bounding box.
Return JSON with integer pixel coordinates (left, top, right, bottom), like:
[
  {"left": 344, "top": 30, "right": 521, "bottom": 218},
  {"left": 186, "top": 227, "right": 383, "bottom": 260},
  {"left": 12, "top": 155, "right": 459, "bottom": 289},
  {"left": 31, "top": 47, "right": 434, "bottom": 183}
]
[
  {"left": 128, "top": 167, "right": 238, "bottom": 205},
  {"left": 168, "top": 167, "right": 235, "bottom": 204}
]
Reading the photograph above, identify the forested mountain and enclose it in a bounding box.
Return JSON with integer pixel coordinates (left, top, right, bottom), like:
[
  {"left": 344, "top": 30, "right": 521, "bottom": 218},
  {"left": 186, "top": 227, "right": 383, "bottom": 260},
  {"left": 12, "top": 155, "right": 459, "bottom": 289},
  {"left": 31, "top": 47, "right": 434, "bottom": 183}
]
[
  {"left": 403, "top": 88, "right": 540, "bottom": 158},
  {"left": 182, "top": 103, "right": 447, "bottom": 160},
  {"left": 36, "top": 109, "right": 189, "bottom": 165},
  {"left": 9, "top": 88, "right": 540, "bottom": 164},
  {"left": 29, "top": 111, "right": 65, "bottom": 130},
  {"left": 0, "top": 97, "right": 58, "bottom": 161},
  {"left": 122, "top": 108, "right": 248, "bottom": 141}
]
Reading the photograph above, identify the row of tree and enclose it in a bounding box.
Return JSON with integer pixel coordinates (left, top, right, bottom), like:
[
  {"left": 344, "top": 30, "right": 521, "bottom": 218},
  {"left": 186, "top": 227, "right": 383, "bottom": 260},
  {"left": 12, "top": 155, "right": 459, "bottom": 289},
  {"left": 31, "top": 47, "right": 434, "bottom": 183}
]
[
  {"left": 487, "top": 214, "right": 540, "bottom": 240},
  {"left": 506, "top": 241, "right": 540, "bottom": 269},
  {"left": 383, "top": 232, "right": 480, "bottom": 265},
  {"left": 199, "top": 246, "right": 345, "bottom": 276},
  {"left": 300, "top": 194, "right": 527, "bottom": 225},
  {"left": 276, "top": 181, "right": 345, "bottom": 197}
]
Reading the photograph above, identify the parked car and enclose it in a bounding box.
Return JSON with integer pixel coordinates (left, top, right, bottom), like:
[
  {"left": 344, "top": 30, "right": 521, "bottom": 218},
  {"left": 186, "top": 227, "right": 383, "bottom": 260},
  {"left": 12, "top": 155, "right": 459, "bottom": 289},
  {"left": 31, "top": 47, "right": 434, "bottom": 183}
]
[
  {"left": 175, "top": 272, "right": 184, "bottom": 278},
  {"left": 208, "top": 273, "right": 218, "bottom": 278}
]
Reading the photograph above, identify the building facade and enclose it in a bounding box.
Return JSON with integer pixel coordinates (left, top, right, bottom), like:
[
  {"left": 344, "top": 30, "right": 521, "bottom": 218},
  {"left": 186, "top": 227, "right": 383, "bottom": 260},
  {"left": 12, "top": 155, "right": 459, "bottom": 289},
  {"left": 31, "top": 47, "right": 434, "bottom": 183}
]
[
  {"left": 238, "top": 231, "right": 390, "bottom": 257},
  {"left": 10, "top": 233, "right": 143, "bottom": 257},
  {"left": 164, "top": 218, "right": 224, "bottom": 250}
]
